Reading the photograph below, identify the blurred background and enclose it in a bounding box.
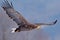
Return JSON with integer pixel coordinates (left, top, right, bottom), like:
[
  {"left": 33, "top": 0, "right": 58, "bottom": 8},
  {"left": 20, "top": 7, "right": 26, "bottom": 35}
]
[{"left": 0, "top": 0, "right": 60, "bottom": 40}]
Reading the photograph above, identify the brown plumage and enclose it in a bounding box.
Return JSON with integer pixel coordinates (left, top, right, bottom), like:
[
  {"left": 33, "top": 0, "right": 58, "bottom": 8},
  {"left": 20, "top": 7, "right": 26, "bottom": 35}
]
[{"left": 1, "top": 0, "right": 57, "bottom": 33}]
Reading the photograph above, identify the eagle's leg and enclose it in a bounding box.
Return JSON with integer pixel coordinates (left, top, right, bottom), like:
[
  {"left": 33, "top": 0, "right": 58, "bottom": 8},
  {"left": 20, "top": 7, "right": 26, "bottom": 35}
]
[
  {"left": 15, "top": 28, "right": 20, "bottom": 32},
  {"left": 11, "top": 27, "right": 21, "bottom": 33}
]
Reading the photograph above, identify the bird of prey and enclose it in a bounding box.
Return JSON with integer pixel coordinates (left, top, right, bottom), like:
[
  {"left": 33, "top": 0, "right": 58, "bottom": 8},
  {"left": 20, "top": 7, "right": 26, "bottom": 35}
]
[{"left": 1, "top": 0, "right": 57, "bottom": 33}]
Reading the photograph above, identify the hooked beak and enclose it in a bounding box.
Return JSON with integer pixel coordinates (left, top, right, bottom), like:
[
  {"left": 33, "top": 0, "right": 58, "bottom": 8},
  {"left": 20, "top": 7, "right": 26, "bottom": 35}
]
[{"left": 36, "top": 25, "right": 41, "bottom": 29}]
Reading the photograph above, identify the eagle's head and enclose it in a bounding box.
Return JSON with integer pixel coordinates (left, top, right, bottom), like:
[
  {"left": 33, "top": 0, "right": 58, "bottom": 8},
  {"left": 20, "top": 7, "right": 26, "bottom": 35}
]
[{"left": 36, "top": 25, "right": 41, "bottom": 29}]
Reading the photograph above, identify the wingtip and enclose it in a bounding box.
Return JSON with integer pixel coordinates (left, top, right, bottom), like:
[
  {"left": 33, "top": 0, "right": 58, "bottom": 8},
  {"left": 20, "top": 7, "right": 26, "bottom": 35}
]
[
  {"left": 54, "top": 20, "right": 57, "bottom": 24},
  {"left": 1, "top": 0, "right": 13, "bottom": 10}
]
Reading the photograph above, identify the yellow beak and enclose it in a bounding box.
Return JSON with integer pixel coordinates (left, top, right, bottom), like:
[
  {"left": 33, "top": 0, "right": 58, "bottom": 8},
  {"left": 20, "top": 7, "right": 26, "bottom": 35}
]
[{"left": 36, "top": 25, "right": 41, "bottom": 29}]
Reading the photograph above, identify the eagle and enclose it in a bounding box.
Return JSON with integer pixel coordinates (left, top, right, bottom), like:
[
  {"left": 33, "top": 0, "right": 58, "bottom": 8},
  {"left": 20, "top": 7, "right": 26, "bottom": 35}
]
[{"left": 1, "top": 0, "right": 57, "bottom": 33}]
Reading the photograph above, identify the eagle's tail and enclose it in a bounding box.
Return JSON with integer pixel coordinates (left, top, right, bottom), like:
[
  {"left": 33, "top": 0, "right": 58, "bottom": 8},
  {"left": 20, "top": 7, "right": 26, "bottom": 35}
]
[
  {"left": 11, "top": 27, "right": 20, "bottom": 33},
  {"left": 1, "top": 0, "right": 13, "bottom": 10}
]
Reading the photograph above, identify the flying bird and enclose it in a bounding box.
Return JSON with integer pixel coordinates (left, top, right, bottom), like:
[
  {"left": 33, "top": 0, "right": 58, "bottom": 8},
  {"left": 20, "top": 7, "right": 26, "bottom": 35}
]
[{"left": 1, "top": 0, "right": 57, "bottom": 33}]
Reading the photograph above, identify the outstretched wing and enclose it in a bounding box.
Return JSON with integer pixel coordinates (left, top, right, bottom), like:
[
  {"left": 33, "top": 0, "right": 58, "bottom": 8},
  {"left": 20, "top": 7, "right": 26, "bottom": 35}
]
[
  {"left": 1, "top": 0, "right": 29, "bottom": 25},
  {"left": 35, "top": 20, "right": 57, "bottom": 25}
]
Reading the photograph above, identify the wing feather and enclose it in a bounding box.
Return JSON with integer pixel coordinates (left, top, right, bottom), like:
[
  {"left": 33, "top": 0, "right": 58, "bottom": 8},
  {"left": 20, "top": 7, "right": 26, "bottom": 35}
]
[
  {"left": 35, "top": 20, "right": 57, "bottom": 25},
  {"left": 1, "top": 0, "right": 29, "bottom": 25}
]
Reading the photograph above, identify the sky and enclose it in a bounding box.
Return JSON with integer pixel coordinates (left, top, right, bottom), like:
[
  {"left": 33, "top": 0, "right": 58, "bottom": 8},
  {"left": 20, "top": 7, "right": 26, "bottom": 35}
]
[{"left": 0, "top": 0, "right": 60, "bottom": 40}]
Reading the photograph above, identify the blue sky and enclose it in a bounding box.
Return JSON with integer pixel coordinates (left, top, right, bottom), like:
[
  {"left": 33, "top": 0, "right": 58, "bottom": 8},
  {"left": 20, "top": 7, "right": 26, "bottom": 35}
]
[{"left": 0, "top": 0, "right": 60, "bottom": 40}]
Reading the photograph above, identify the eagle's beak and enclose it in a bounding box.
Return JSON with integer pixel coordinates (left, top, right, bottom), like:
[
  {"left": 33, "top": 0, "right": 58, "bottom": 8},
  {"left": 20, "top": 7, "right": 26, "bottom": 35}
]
[{"left": 36, "top": 25, "right": 41, "bottom": 29}]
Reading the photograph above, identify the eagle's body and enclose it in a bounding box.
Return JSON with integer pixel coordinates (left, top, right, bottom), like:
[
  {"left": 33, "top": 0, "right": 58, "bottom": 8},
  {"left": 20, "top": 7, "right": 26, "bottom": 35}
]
[{"left": 1, "top": 0, "right": 57, "bottom": 33}]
